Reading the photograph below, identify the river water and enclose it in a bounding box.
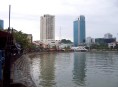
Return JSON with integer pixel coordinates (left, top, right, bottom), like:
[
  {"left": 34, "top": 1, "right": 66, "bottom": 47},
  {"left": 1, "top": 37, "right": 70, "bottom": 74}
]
[{"left": 29, "top": 52, "right": 118, "bottom": 87}]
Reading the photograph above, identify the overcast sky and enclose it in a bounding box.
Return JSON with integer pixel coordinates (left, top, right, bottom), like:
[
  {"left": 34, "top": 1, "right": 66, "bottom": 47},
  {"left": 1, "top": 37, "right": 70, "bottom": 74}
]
[{"left": 0, "top": 0, "right": 118, "bottom": 41}]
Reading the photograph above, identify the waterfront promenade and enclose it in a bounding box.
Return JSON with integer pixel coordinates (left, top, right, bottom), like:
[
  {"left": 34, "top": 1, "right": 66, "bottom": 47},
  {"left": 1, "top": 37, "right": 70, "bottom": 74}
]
[{"left": 11, "top": 54, "right": 36, "bottom": 87}]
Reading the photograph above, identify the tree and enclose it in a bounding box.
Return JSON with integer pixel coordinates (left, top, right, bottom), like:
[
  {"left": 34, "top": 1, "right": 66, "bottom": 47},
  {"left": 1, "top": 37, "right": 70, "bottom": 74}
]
[
  {"left": 13, "top": 31, "right": 29, "bottom": 49},
  {"left": 52, "top": 45, "right": 57, "bottom": 50},
  {"left": 61, "top": 39, "right": 72, "bottom": 44},
  {"left": 90, "top": 43, "right": 108, "bottom": 49}
]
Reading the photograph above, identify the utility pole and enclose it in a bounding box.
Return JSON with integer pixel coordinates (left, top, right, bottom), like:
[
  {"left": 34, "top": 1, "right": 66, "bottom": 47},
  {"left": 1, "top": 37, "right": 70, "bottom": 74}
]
[
  {"left": 8, "top": 5, "right": 11, "bottom": 32},
  {"left": 3, "top": 5, "right": 12, "bottom": 87}
]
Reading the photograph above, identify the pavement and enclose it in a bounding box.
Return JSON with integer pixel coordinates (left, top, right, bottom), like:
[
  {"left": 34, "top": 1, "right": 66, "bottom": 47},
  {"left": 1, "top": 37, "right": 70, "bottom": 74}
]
[{"left": 11, "top": 54, "right": 36, "bottom": 87}]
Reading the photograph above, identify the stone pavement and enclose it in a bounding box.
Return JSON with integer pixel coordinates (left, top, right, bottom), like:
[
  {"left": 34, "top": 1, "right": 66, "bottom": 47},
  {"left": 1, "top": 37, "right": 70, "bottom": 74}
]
[{"left": 11, "top": 55, "right": 36, "bottom": 87}]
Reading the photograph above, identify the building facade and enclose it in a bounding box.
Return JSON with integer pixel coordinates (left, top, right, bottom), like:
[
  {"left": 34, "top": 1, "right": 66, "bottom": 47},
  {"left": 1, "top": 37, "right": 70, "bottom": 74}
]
[
  {"left": 73, "top": 15, "right": 86, "bottom": 47},
  {"left": 27, "top": 34, "right": 33, "bottom": 43},
  {"left": 95, "top": 38, "right": 116, "bottom": 44},
  {"left": 40, "top": 39, "right": 60, "bottom": 49},
  {"left": 104, "top": 33, "right": 113, "bottom": 39},
  {"left": 0, "top": 19, "right": 4, "bottom": 30},
  {"left": 40, "top": 14, "right": 55, "bottom": 40},
  {"left": 86, "top": 37, "right": 95, "bottom": 44}
]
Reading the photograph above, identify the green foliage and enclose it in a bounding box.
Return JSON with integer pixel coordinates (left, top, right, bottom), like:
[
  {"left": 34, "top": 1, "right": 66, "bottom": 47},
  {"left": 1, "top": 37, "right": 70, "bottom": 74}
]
[
  {"left": 64, "top": 46, "right": 70, "bottom": 50},
  {"left": 13, "top": 31, "right": 29, "bottom": 49},
  {"left": 90, "top": 44, "right": 108, "bottom": 49},
  {"left": 61, "top": 39, "right": 72, "bottom": 44},
  {"left": 52, "top": 45, "right": 57, "bottom": 49}
]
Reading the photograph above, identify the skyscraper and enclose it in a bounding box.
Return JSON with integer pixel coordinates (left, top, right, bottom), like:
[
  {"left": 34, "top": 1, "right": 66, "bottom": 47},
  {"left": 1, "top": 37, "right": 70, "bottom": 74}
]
[
  {"left": 40, "top": 14, "right": 55, "bottom": 40},
  {"left": 0, "top": 19, "right": 4, "bottom": 30},
  {"left": 104, "top": 33, "right": 112, "bottom": 39},
  {"left": 73, "top": 15, "right": 86, "bottom": 46}
]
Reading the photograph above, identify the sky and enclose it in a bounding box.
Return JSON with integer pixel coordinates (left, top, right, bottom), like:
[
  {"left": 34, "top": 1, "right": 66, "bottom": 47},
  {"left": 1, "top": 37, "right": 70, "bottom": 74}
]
[{"left": 0, "top": 0, "right": 118, "bottom": 41}]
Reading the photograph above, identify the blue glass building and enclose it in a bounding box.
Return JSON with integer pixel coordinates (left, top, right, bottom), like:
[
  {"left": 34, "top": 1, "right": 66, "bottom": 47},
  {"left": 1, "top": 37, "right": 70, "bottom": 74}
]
[
  {"left": 73, "top": 20, "right": 79, "bottom": 47},
  {"left": 0, "top": 19, "right": 4, "bottom": 30},
  {"left": 73, "top": 15, "right": 86, "bottom": 47}
]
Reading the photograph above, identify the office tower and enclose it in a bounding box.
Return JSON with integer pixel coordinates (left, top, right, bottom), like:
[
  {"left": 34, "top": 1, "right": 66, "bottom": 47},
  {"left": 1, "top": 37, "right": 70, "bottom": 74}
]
[
  {"left": 0, "top": 19, "right": 4, "bottom": 30},
  {"left": 104, "top": 33, "right": 113, "bottom": 39},
  {"left": 117, "top": 33, "right": 118, "bottom": 42},
  {"left": 73, "top": 15, "right": 86, "bottom": 46},
  {"left": 40, "top": 14, "right": 55, "bottom": 40}
]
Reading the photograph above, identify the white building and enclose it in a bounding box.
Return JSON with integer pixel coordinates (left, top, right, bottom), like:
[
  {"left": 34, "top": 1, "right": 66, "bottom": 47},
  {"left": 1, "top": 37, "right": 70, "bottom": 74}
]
[
  {"left": 86, "top": 37, "right": 95, "bottom": 47},
  {"left": 59, "top": 43, "right": 73, "bottom": 49},
  {"left": 104, "top": 33, "right": 113, "bottom": 39},
  {"left": 108, "top": 42, "right": 118, "bottom": 48},
  {"left": 86, "top": 37, "right": 95, "bottom": 44},
  {"left": 27, "top": 34, "right": 33, "bottom": 43},
  {"left": 40, "top": 39, "right": 60, "bottom": 48},
  {"left": 40, "top": 14, "right": 55, "bottom": 40}
]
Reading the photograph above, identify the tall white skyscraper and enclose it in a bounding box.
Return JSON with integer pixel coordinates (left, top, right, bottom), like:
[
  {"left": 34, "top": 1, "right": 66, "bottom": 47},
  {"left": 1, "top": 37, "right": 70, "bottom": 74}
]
[{"left": 40, "top": 14, "right": 55, "bottom": 40}]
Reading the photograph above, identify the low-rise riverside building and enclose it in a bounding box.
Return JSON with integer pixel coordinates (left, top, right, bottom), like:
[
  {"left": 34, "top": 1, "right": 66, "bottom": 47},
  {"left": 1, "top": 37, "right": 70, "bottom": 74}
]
[
  {"left": 108, "top": 42, "right": 118, "bottom": 48},
  {"left": 95, "top": 38, "right": 116, "bottom": 44},
  {"left": 34, "top": 39, "right": 60, "bottom": 50},
  {"left": 59, "top": 43, "right": 73, "bottom": 49},
  {"left": 86, "top": 37, "right": 95, "bottom": 47},
  {"left": 40, "top": 39, "right": 60, "bottom": 48}
]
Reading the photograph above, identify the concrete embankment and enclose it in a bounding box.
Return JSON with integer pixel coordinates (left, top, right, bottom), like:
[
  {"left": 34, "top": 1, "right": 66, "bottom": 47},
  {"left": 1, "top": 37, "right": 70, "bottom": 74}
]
[{"left": 11, "top": 54, "right": 36, "bottom": 87}]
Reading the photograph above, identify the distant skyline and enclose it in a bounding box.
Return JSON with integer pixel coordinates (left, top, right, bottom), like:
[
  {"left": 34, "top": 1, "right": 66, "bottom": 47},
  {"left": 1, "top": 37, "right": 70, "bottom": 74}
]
[{"left": 0, "top": 0, "right": 118, "bottom": 41}]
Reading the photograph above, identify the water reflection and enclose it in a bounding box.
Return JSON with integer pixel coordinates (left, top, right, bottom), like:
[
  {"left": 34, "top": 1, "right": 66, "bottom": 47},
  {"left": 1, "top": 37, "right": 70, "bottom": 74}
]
[
  {"left": 30, "top": 52, "right": 118, "bottom": 87},
  {"left": 73, "top": 52, "right": 86, "bottom": 86},
  {"left": 39, "top": 53, "right": 56, "bottom": 87},
  {"left": 86, "top": 52, "right": 118, "bottom": 87},
  {"left": 86, "top": 52, "right": 115, "bottom": 73}
]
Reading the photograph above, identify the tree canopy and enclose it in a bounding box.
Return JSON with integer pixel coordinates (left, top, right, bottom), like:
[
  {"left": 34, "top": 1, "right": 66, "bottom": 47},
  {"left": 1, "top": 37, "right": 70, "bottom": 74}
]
[
  {"left": 61, "top": 39, "right": 72, "bottom": 44},
  {"left": 13, "top": 31, "right": 29, "bottom": 49}
]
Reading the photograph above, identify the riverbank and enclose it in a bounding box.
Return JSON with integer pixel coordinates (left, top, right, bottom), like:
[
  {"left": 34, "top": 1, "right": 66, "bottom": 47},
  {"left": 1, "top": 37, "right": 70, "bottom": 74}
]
[
  {"left": 27, "top": 49, "right": 118, "bottom": 55},
  {"left": 0, "top": 80, "right": 27, "bottom": 87},
  {"left": 10, "top": 54, "right": 37, "bottom": 87}
]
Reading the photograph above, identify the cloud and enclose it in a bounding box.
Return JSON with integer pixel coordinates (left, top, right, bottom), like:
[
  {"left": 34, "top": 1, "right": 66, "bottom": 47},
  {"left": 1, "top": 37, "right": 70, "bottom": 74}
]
[{"left": 0, "top": 0, "right": 118, "bottom": 41}]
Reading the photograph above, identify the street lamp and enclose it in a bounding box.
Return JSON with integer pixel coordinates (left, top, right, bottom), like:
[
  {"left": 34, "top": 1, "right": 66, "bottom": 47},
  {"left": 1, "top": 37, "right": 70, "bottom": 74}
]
[
  {"left": 3, "top": 5, "right": 12, "bottom": 87},
  {"left": 8, "top": 5, "right": 11, "bottom": 32}
]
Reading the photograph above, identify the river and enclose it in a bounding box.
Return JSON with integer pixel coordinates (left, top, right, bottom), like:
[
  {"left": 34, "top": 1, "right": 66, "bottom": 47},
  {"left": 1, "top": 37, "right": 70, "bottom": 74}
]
[{"left": 28, "top": 52, "right": 118, "bottom": 87}]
